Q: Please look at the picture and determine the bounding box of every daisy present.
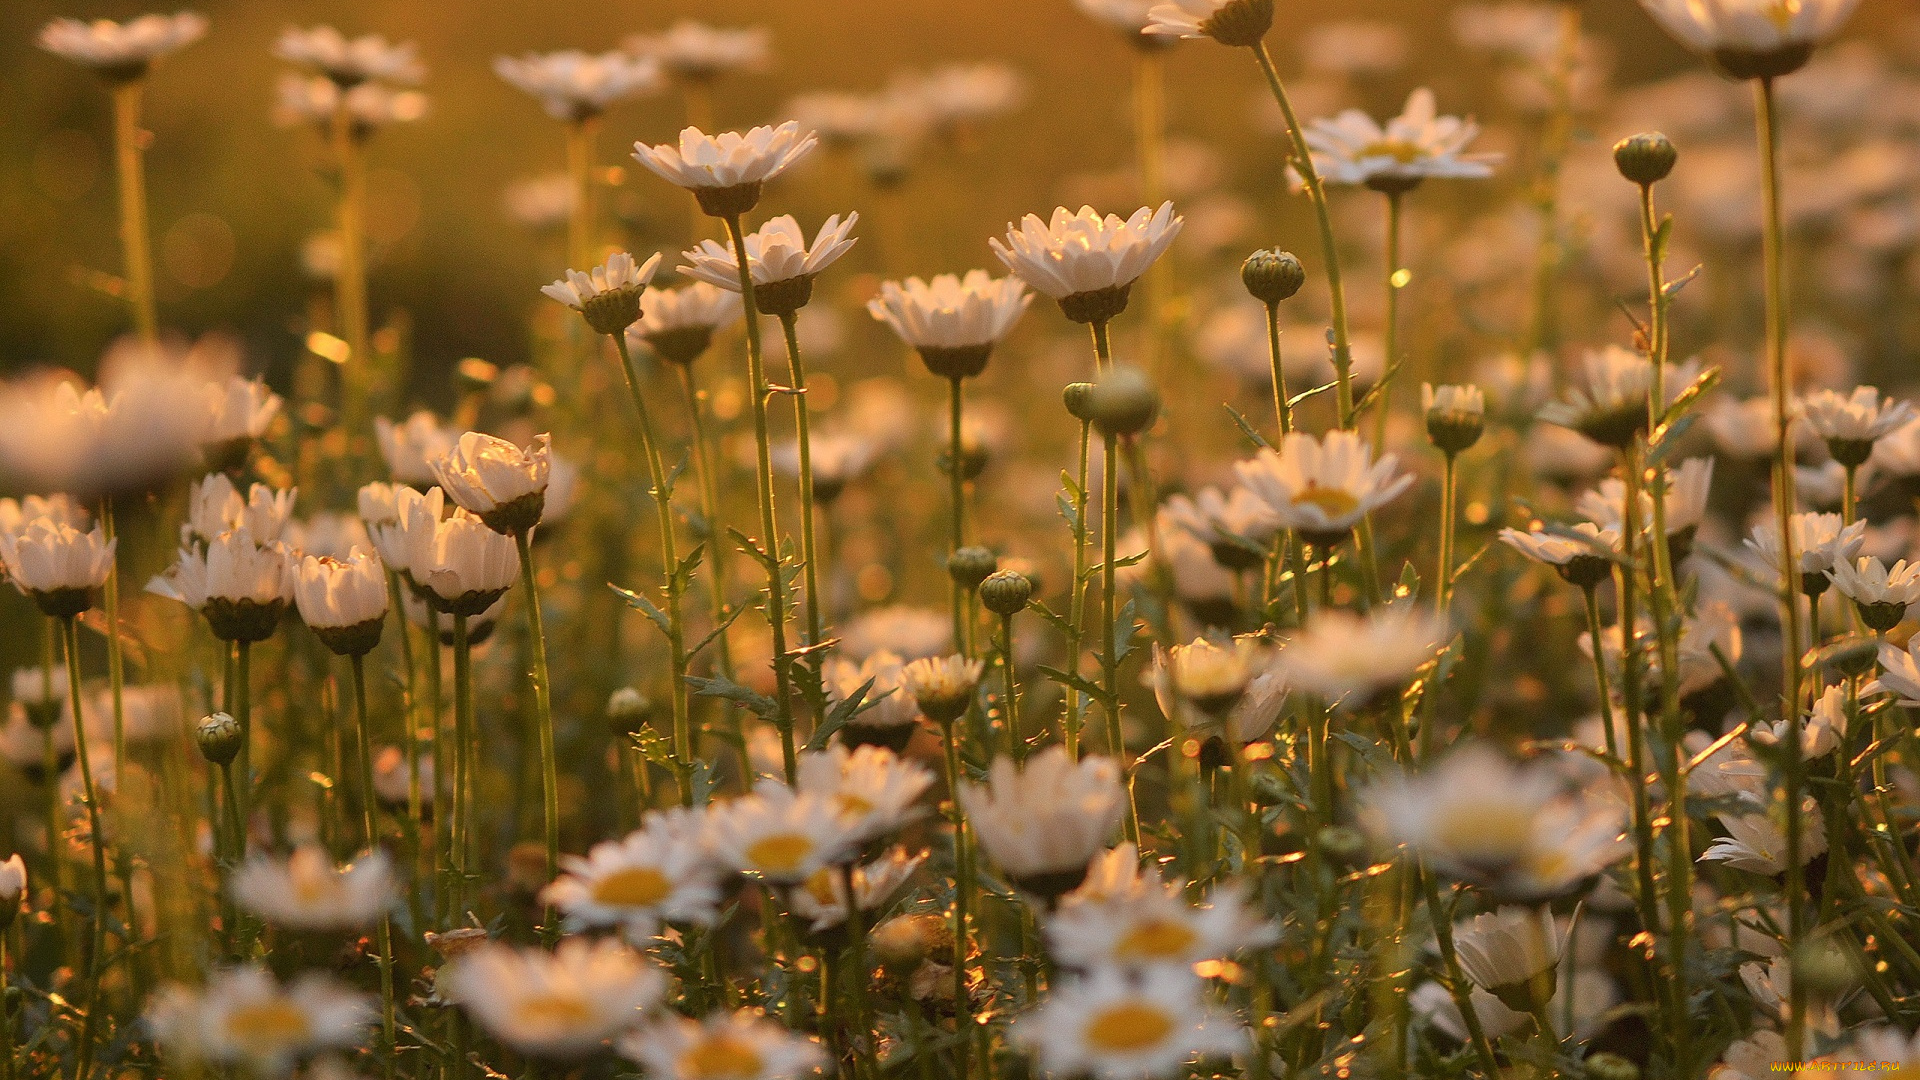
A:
[541,807,722,941]
[544,251,663,337]
[1638,0,1862,79]
[1537,346,1654,449]
[630,282,744,366]
[1452,906,1561,1012]
[959,748,1126,899]
[1701,395,1780,460]
[794,744,935,843]
[835,605,953,662]
[274,74,428,134]
[1012,966,1247,1080]
[1277,606,1449,705]
[822,650,919,752]
[901,654,985,725]
[1047,866,1277,970]
[1872,417,1920,477]
[431,431,552,536]
[1575,457,1716,539]
[374,411,456,486]
[1157,636,1265,715]
[1075,0,1163,41]
[229,845,394,931]
[990,203,1183,324]
[1143,0,1274,48]
[868,271,1032,380]
[495,51,661,122]
[1233,429,1414,547]
[2,518,117,619]
[1499,521,1621,588]
[441,938,666,1059]
[618,1009,825,1080]
[203,375,282,455]
[1303,88,1499,194]
[1150,639,1287,743]
[1867,638,1920,705]
[787,846,926,933]
[708,781,863,883]
[1423,382,1486,454]
[1700,804,1827,875]
[632,123,819,217]
[1409,980,1527,1043]
[1827,555,1920,631]
[401,505,521,617]
[1160,487,1281,571]
[146,966,372,1076]
[628,22,772,83]
[0,366,209,498]
[680,214,859,315]
[275,26,423,87]
[147,526,295,642]
[39,12,206,80]
[1751,685,1848,759]
[1800,386,1916,467]
[184,474,297,548]
[1709,1030,1788,1079]
[1360,744,1628,902]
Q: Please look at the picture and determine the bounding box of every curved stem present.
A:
[63,617,109,1080]
[1418,868,1501,1078]
[110,81,157,348]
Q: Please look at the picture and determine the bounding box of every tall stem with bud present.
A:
[110,81,157,348]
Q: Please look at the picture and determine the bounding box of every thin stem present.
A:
[349,654,397,1070]
[1418,868,1501,1078]
[612,334,695,804]
[451,613,474,921]
[98,500,126,800]
[999,614,1021,761]
[1067,417,1093,761]
[387,572,428,909]
[839,863,872,1077]
[1091,321,1138,845]
[1263,302,1291,437]
[777,313,826,653]
[110,81,157,348]
[939,718,973,1080]
[723,213,799,785]
[1436,454,1457,613]
[677,364,738,681]
[329,99,371,441]
[948,375,970,658]
[235,639,252,847]
[63,617,109,1080]
[514,533,562,920]
[1132,47,1170,378]
[1375,190,1404,449]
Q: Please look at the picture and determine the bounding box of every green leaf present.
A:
[687,603,747,659]
[1287,380,1336,410]
[1662,263,1703,301]
[610,584,671,636]
[804,676,878,751]
[674,543,707,589]
[1394,561,1422,605]
[1224,404,1273,452]
[685,675,780,722]
[1111,598,1142,669]
[630,727,675,768]
[1026,600,1075,638]
[1037,665,1108,705]
[1056,492,1080,530]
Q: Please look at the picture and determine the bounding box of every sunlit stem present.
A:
[1089,320,1139,845]
[563,117,599,275]
[109,80,157,348]
[1066,417,1093,761]
[723,213,799,785]
[676,364,737,682]
[1843,464,1858,527]
[938,717,974,1080]
[386,572,428,910]
[99,501,126,785]
[329,98,371,442]
[1436,453,1458,614]
[1263,302,1291,437]
[62,617,110,1080]
[838,862,873,1076]
[451,613,474,921]
[513,531,562,921]
[348,653,396,1069]
[1132,46,1170,377]
[948,375,971,658]
[777,314,827,653]
[1375,189,1405,449]
[998,613,1021,760]
[611,334,696,805]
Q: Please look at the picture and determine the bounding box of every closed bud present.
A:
[1241,249,1306,306]
[870,912,951,968]
[947,546,998,590]
[1794,940,1857,997]
[1063,382,1097,423]
[607,687,654,735]
[1315,825,1368,867]
[1612,132,1677,187]
[1087,366,1161,437]
[197,712,244,766]
[979,570,1033,616]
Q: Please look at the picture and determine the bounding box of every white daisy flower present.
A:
[1143,0,1273,47]
[146,965,372,1076]
[1711,1030,1788,1080]
[1750,685,1848,759]
[1160,487,1282,569]
[1871,416,1920,477]
[822,650,919,750]
[1537,346,1655,449]
[1149,638,1287,744]
[1452,906,1561,1012]
[39,11,206,77]
[1575,457,1715,539]
[203,375,283,449]
[1498,521,1621,587]
[1867,638,1920,706]
[868,271,1031,379]
[1745,512,1865,587]
[441,938,666,1059]
[1277,606,1449,705]
[630,282,745,366]
[495,51,661,122]
[229,845,394,932]
[184,474,297,548]
[1700,803,1827,875]
[1233,429,1414,545]
[430,431,552,536]
[1046,868,1277,970]
[275,26,423,87]
[959,747,1126,897]
[1075,0,1163,39]
[274,74,428,133]
[617,1009,825,1080]
[679,214,859,312]
[901,654,985,725]
[1800,386,1916,465]
[1827,555,1920,630]
[1701,395,1781,460]
[1638,0,1862,79]
[2,518,116,617]
[146,526,295,641]
[1303,88,1499,193]
[708,780,863,883]
[1012,965,1247,1080]
[401,504,520,616]
[990,203,1183,322]
[891,63,1026,130]
[627,21,772,83]
[786,846,926,933]
[541,806,722,941]
[794,744,935,843]
[631,123,819,216]
[374,411,456,486]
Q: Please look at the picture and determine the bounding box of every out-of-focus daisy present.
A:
[1499,521,1621,589]
[787,846,925,933]
[1360,743,1628,902]
[1452,906,1561,1012]
[1303,88,1497,194]
[1012,965,1247,1080]
[1713,1030,1789,1080]
[441,938,666,1059]
[990,203,1183,324]
[275,74,428,133]
[630,282,743,366]
[1523,423,1614,486]
[627,21,771,83]
[146,965,372,1076]
[901,654,986,726]
[1278,606,1448,706]
[0,495,89,537]
[542,807,721,941]
[1827,555,1920,631]
[1871,417,1920,477]
[1537,346,1655,449]
[1700,803,1827,875]
[632,123,819,217]
[0,365,210,498]
[495,51,661,122]
[1150,638,1287,743]
[959,748,1126,899]
[1800,386,1915,467]
[1234,429,1413,547]
[795,744,935,843]
[822,650,919,751]
[1745,512,1865,593]
[1161,487,1281,572]
[1751,685,1848,759]
[230,845,394,931]
[837,606,952,662]
[1301,18,1409,75]
[1575,457,1715,540]
[1046,860,1276,970]
[374,412,456,487]
[891,63,1027,131]
[1075,0,1163,42]
[1868,637,1920,705]
[40,12,206,80]
[868,271,1031,381]
[1702,395,1779,460]
[203,375,282,461]
[679,214,858,314]
[184,474,297,548]
[617,1009,825,1080]
[1144,0,1275,48]
[1638,0,1862,79]
[276,26,423,87]
[1157,636,1265,716]
[708,780,863,883]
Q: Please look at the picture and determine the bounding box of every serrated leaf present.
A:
[1111,598,1141,668]
[631,727,675,768]
[1647,413,1698,467]
[804,677,877,752]
[728,527,772,566]
[687,603,747,659]
[1026,600,1075,637]
[685,675,780,722]
[1224,404,1273,451]
[674,543,707,588]
[610,584,671,636]
[1056,492,1080,530]
[1349,357,1406,417]
[1037,665,1107,705]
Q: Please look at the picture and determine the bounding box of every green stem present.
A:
[217,763,243,955]
[235,639,251,856]
[1263,302,1290,437]
[514,533,562,927]
[98,500,125,804]
[110,81,157,348]
[1132,47,1170,379]
[451,613,474,922]
[330,99,371,442]
[1374,189,1404,450]
[1418,868,1501,1078]
[63,618,110,1080]
[349,654,396,1069]
[777,313,826,656]
[999,614,1021,761]
[840,863,872,1078]
[1066,418,1092,761]
[1090,321,1138,846]
[948,375,970,659]
[939,719,973,1080]
[1436,453,1457,614]
[677,364,738,682]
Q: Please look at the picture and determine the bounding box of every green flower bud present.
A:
[1612,132,1677,187]
[1241,249,1306,306]
[1063,382,1097,423]
[197,712,244,766]
[979,570,1034,616]
[1087,366,1161,437]
[947,546,998,590]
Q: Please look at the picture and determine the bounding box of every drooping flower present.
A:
[632,123,819,217]
[441,938,666,1059]
[146,965,372,1076]
[627,21,772,83]
[1304,88,1499,193]
[617,1009,825,1080]
[229,845,394,931]
[960,748,1126,899]
[291,550,389,656]
[1637,0,1862,79]
[275,26,423,87]
[1277,606,1449,705]
[494,51,661,122]
[431,431,552,536]
[39,11,206,79]
[1012,966,1247,1080]
[541,807,722,942]
[2,519,116,618]
[868,271,1031,380]
[990,203,1183,324]
[1233,430,1413,547]
[680,214,859,315]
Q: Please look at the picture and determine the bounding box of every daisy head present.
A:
[868,271,1032,380]
[1452,906,1562,1013]
[707,780,863,883]
[1304,88,1499,193]
[543,251,664,337]
[40,12,207,81]
[679,214,859,316]
[631,282,745,366]
[959,748,1126,899]
[441,937,666,1059]
[1012,966,1247,1080]
[1233,429,1413,548]
[229,845,394,932]
[1537,346,1653,449]
[632,123,819,218]
[1637,0,1862,79]
[1799,386,1915,467]
[540,807,722,943]
[617,1009,825,1080]
[990,203,1182,324]
[1277,606,1449,706]
[1143,0,1274,47]
[146,965,372,1076]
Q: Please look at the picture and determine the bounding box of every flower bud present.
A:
[1087,366,1161,438]
[1423,383,1486,456]
[0,855,25,932]
[1612,132,1677,187]
[607,687,655,735]
[1584,1054,1640,1080]
[947,546,998,591]
[1816,636,1880,681]
[1241,249,1306,306]
[196,712,244,766]
[979,570,1033,617]
[1063,382,1097,423]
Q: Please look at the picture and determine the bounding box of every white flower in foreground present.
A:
[1638,0,1862,79]
[40,11,206,77]
[1304,88,1499,193]
[1800,386,1916,465]
[442,938,666,1060]
[203,375,283,450]
[1538,346,1654,449]
[374,411,456,486]
[0,495,88,538]
[431,431,552,536]
[0,366,208,497]
[403,507,520,616]
[1013,966,1247,1080]
[495,51,661,122]
[869,271,1031,379]
[184,474,296,547]
[990,203,1183,322]
[631,282,744,366]
[795,744,935,844]
[1752,685,1848,759]
[632,123,819,216]
[2,519,116,617]
[1047,861,1277,970]
[960,748,1125,898]
[1828,555,1920,630]
[148,526,294,641]
[276,26,423,86]
[544,251,664,337]
[1868,638,1920,706]
[628,21,772,82]
[1234,429,1414,545]
[618,1009,825,1080]
[680,214,858,316]
[708,780,862,883]
[787,846,926,933]
[230,845,394,931]
[146,965,372,1076]
[292,550,389,655]
[541,807,722,942]
[1700,803,1827,875]
[1452,906,1561,1012]
[1746,512,1865,587]
[1360,743,1627,902]
[1143,0,1274,47]
[1279,606,1449,704]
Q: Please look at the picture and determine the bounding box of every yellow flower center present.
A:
[591,865,675,908]
[836,793,875,817]
[1292,484,1361,521]
[1765,0,1798,31]
[1084,1001,1175,1053]
[223,1000,313,1049]
[803,868,838,906]
[516,992,597,1032]
[1359,139,1425,164]
[681,1034,768,1080]
[746,833,816,875]
[1114,918,1199,961]
[1434,803,1530,864]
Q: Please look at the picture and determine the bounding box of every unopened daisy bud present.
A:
[0,855,25,931]
[1585,1053,1640,1080]
[1612,132,1677,187]
[871,911,950,968]
[607,687,655,735]
[1792,940,1856,997]
[1241,249,1305,306]
[1063,382,1097,423]
[902,654,985,725]
[1087,366,1161,437]
[1422,383,1485,455]
[197,712,244,766]
[979,570,1033,616]
[1146,0,1275,47]
[947,546,998,590]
